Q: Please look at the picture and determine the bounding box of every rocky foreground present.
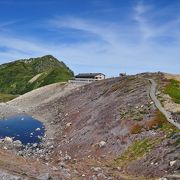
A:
[0,73,179,179]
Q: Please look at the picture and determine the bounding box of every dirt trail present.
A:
[148,78,180,129]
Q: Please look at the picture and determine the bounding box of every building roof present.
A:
[75,73,105,78]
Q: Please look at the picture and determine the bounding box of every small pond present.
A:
[0,114,45,144]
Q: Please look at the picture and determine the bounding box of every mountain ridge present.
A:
[0,55,74,95]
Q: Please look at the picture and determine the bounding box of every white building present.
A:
[75,73,105,80]
[69,73,105,84]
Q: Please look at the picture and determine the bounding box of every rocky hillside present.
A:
[0,72,179,179]
[0,55,74,95]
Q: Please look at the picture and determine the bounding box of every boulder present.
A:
[13,140,22,147]
[64,154,71,161]
[169,160,176,166]
[91,167,102,172]
[59,162,66,169]
[66,123,72,127]
[33,143,38,148]
[35,128,41,131]
[37,173,51,180]
[99,141,106,148]
[4,137,13,143]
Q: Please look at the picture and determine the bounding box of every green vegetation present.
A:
[0,93,18,102]
[120,108,144,122]
[114,138,160,167]
[161,121,180,137]
[130,110,179,136]
[145,110,167,130]
[0,55,74,96]
[164,79,180,104]
[146,110,180,136]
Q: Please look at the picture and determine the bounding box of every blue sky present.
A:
[0,0,180,76]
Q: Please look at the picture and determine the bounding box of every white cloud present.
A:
[0,1,180,76]
[133,1,180,42]
[133,2,157,40]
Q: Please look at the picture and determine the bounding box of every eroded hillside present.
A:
[0,73,179,179]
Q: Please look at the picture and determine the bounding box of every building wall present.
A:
[95,74,105,80]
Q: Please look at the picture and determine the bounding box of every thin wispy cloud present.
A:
[0,20,19,32]
[133,1,180,43]
[133,2,155,39]
[0,0,179,75]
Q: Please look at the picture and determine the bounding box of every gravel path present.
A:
[148,78,180,129]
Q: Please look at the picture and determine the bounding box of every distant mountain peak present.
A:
[0,55,74,95]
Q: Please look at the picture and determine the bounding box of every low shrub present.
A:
[130,124,143,134]
[145,110,166,130]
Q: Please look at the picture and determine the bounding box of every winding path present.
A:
[148,79,180,129]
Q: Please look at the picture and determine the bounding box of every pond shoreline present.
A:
[0,114,45,144]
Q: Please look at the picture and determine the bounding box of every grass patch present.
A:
[173,137,180,146]
[120,108,144,122]
[133,115,143,121]
[114,138,160,167]
[164,79,180,104]
[161,122,180,137]
[0,93,18,102]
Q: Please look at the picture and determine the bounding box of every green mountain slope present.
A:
[0,55,74,95]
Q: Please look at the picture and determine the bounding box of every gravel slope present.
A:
[0,73,179,179]
[9,82,81,110]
